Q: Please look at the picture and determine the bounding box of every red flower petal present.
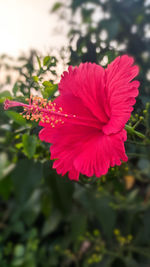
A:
[39,124,127,180]
[59,63,109,124]
[102,55,140,135]
[74,129,128,177]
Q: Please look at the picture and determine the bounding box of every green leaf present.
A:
[50,175,74,213]
[81,192,116,239]
[96,196,116,238]
[20,189,41,226]
[42,211,62,236]
[43,56,51,66]
[71,213,87,241]
[51,2,63,12]
[41,191,52,217]
[0,153,8,179]
[0,176,13,200]
[11,159,42,202]
[32,76,39,83]
[5,111,27,126]
[42,81,52,87]
[0,153,15,180]
[36,55,42,69]
[11,221,25,234]
[22,134,37,159]
[44,162,74,213]
[12,257,24,266]
[125,257,138,267]
[42,82,58,98]
[0,90,12,98]
[14,244,25,257]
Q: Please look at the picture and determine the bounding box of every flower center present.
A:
[4,95,102,129]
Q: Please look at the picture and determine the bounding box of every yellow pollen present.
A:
[51,116,55,121]
[19,95,71,127]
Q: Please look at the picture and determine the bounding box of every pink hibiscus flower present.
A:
[4,55,140,181]
[39,55,140,180]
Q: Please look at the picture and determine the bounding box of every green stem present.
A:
[125,125,146,139]
[133,118,143,129]
[127,152,148,158]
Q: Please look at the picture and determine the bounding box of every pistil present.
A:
[4,95,102,129]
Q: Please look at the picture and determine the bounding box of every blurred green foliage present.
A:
[55,0,150,98]
[0,0,150,266]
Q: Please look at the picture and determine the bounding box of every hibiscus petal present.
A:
[102,55,140,135]
[74,129,128,178]
[39,123,90,180]
[39,123,127,180]
[59,63,109,124]
[39,125,79,180]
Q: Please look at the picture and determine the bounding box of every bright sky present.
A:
[0,0,68,57]
[1,0,149,58]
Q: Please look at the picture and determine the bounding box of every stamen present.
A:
[4,95,101,129]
